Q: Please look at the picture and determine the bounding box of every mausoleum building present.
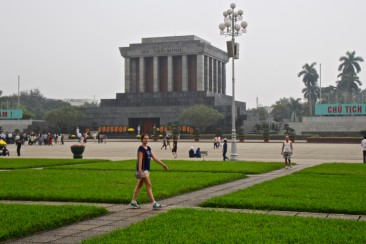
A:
[83,35,248,134]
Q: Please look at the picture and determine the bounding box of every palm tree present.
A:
[338,51,364,74]
[298,62,319,116]
[337,72,362,103]
[288,97,302,122]
[302,85,320,116]
[338,51,364,103]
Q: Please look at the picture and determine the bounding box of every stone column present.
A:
[209,57,214,92]
[153,56,159,92]
[167,56,173,92]
[139,57,145,92]
[124,58,130,93]
[218,61,222,94]
[222,62,226,94]
[214,59,218,93]
[197,54,204,91]
[182,55,188,91]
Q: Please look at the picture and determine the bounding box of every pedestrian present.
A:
[222,139,229,161]
[361,135,366,163]
[172,137,178,158]
[281,135,293,169]
[161,137,167,150]
[166,136,171,149]
[16,138,22,156]
[129,134,168,209]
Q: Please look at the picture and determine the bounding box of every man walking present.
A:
[281,136,293,169]
[222,139,229,161]
[361,136,366,163]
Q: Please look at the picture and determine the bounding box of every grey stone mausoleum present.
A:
[83,35,247,134]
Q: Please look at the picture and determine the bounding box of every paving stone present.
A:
[240,209,270,214]
[296,212,328,219]
[327,213,360,221]
[268,210,298,216]
[359,215,366,221]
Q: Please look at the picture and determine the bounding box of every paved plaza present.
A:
[3,139,363,164]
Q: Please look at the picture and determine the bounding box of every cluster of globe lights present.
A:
[219,3,248,36]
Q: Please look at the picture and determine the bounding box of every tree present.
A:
[298,62,319,116]
[271,98,291,122]
[337,51,364,103]
[302,84,320,113]
[248,106,268,121]
[321,85,338,104]
[288,97,302,122]
[178,104,224,132]
[44,107,85,133]
[0,88,71,119]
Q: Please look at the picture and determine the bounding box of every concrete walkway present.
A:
[3,161,366,244]
[2,141,365,243]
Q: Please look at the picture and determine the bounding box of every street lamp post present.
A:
[219,3,248,160]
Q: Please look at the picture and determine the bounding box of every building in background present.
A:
[82,35,248,134]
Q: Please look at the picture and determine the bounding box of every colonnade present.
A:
[124,54,226,94]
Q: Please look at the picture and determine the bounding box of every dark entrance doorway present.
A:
[129,118,160,135]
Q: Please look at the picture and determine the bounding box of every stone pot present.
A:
[70,145,85,159]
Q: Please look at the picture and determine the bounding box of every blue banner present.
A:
[0,109,23,119]
[315,104,366,116]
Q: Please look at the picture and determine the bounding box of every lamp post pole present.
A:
[219,3,247,160]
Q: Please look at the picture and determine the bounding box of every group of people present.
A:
[189,147,201,158]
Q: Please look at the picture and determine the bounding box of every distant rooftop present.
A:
[64,99,98,106]
[141,35,211,45]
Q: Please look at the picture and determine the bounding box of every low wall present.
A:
[289,116,366,135]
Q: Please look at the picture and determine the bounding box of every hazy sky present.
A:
[1,0,365,109]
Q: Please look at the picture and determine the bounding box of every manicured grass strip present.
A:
[51,160,283,174]
[84,208,366,244]
[0,158,109,169]
[0,169,244,203]
[296,162,366,176]
[201,163,366,215]
[0,203,107,242]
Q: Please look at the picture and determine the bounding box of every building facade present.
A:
[83,35,247,134]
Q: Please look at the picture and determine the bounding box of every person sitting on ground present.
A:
[189,147,195,158]
[2,145,10,156]
[195,147,201,158]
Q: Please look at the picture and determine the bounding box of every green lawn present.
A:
[50,160,284,174]
[85,208,366,243]
[0,203,107,242]
[0,169,244,203]
[0,158,109,169]
[201,163,366,215]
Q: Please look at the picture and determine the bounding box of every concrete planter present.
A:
[70,145,85,159]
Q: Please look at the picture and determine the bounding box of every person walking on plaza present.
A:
[172,137,178,158]
[361,136,366,163]
[222,139,229,161]
[129,135,168,209]
[281,135,293,169]
[15,137,22,156]
[161,137,167,150]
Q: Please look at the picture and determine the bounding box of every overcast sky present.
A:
[1,0,365,109]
